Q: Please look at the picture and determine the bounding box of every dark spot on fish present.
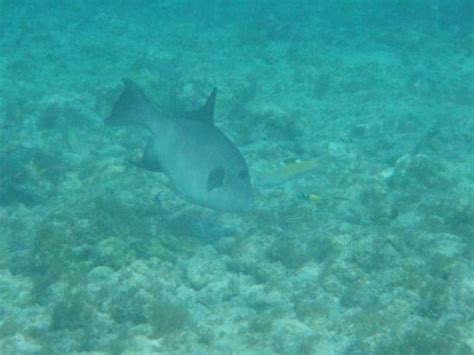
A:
[207,166,225,191]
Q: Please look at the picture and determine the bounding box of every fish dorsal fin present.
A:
[183,88,217,124]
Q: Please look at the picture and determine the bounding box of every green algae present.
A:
[51,292,89,331]
[149,297,189,335]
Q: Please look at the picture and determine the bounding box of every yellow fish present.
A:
[257,159,319,187]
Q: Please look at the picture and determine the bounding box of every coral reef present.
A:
[1,1,472,353]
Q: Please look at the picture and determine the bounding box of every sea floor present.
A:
[0,2,473,354]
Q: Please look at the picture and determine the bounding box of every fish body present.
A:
[257,159,319,187]
[106,79,253,212]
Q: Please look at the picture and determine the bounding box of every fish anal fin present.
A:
[140,138,162,172]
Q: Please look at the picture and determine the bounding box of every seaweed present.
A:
[149,297,189,336]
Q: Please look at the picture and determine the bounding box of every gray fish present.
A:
[106,79,253,212]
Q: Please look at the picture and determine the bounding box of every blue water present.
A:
[0,1,473,353]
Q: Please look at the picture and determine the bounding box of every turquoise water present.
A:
[1,1,473,353]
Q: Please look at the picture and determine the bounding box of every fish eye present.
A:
[238,169,247,180]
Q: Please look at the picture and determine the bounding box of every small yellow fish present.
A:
[257,159,319,187]
[299,192,348,202]
[299,192,321,201]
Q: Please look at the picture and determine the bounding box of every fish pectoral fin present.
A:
[207,166,225,191]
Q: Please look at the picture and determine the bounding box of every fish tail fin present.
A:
[105,78,156,128]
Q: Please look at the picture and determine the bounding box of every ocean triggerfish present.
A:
[106,79,254,212]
